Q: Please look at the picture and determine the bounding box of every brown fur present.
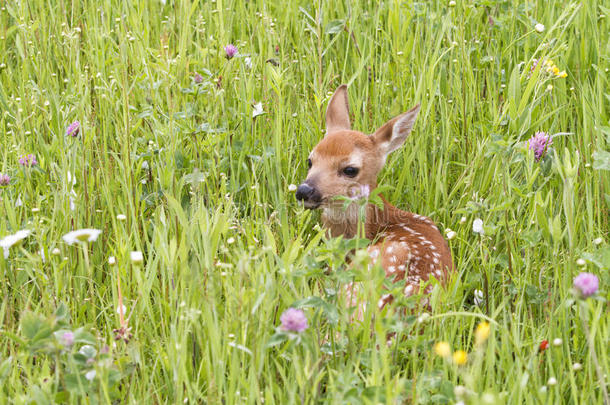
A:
[299,85,453,315]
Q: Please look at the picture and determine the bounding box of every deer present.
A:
[296,85,453,317]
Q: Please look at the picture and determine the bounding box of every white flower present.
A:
[593,237,603,245]
[474,289,484,306]
[446,230,457,240]
[572,362,582,371]
[454,385,466,397]
[62,229,102,245]
[51,248,61,256]
[460,216,467,225]
[449,0,456,6]
[108,256,117,266]
[417,313,430,323]
[252,102,264,118]
[244,57,252,69]
[116,304,127,315]
[116,214,127,221]
[227,237,235,244]
[546,84,553,91]
[553,338,562,346]
[472,218,484,234]
[576,258,586,266]
[85,370,96,381]
[539,385,547,393]
[535,23,545,33]
[288,184,297,192]
[0,230,31,258]
[547,377,557,386]
[130,251,143,265]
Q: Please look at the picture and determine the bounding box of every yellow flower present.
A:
[434,341,451,358]
[475,321,490,345]
[453,350,468,366]
[544,60,554,67]
[558,71,567,78]
[552,66,560,75]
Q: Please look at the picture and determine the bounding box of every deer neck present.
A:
[321,195,396,240]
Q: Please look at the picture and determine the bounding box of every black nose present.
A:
[295,183,315,201]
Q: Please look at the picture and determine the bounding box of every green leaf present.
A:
[592,150,610,170]
[292,296,339,325]
[325,19,345,34]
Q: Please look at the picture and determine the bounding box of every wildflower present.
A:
[547,377,557,386]
[576,258,586,266]
[474,289,484,306]
[18,154,38,167]
[535,23,545,32]
[51,248,61,256]
[448,0,456,6]
[593,237,603,245]
[116,214,127,221]
[472,218,484,234]
[85,370,96,381]
[552,338,562,346]
[417,313,430,323]
[224,44,238,59]
[528,131,552,161]
[61,331,75,347]
[546,84,553,91]
[130,251,144,265]
[193,72,204,83]
[288,184,297,192]
[66,121,80,137]
[459,216,467,225]
[454,385,466,397]
[539,339,549,352]
[453,350,468,365]
[0,173,10,186]
[116,304,127,315]
[557,71,567,78]
[573,272,599,298]
[108,256,117,266]
[475,321,490,345]
[0,229,31,259]
[252,102,264,118]
[572,362,582,371]
[62,229,102,245]
[446,230,457,240]
[280,308,308,333]
[227,237,235,244]
[433,341,451,358]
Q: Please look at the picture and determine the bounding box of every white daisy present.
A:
[62,229,102,245]
[0,230,31,258]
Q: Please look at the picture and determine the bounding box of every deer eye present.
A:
[342,166,359,177]
[307,158,312,169]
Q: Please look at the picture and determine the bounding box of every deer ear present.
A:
[371,104,420,156]
[325,85,351,135]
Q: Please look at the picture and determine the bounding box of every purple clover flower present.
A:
[66,121,80,137]
[61,331,75,347]
[280,308,308,333]
[528,131,552,161]
[573,272,599,298]
[193,72,204,84]
[224,44,238,60]
[0,173,10,186]
[18,154,38,167]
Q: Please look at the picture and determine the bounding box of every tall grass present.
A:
[0,0,608,403]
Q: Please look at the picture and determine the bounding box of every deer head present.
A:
[296,85,421,209]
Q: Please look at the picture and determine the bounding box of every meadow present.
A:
[0,0,609,403]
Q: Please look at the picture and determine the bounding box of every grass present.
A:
[0,0,608,403]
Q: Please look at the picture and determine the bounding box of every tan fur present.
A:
[300,85,453,316]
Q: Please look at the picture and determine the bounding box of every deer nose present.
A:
[295,183,316,201]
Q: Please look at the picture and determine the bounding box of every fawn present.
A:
[296,85,453,313]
